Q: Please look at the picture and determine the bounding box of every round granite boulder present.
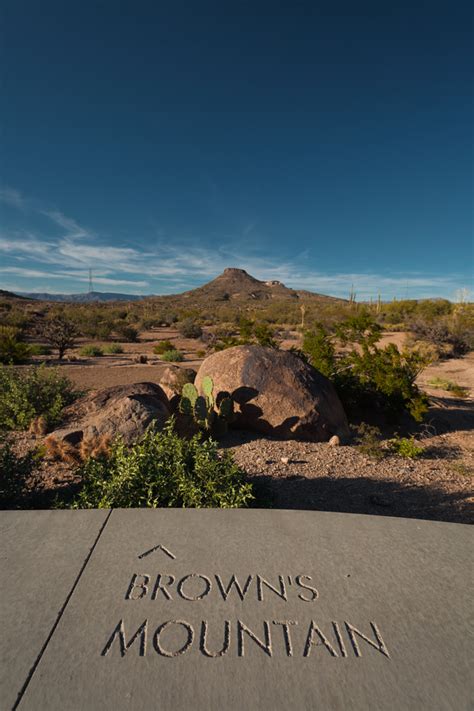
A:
[158,366,197,410]
[195,345,350,441]
[50,382,170,445]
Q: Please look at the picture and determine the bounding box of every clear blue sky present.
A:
[0,1,472,299]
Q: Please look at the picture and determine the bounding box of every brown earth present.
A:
[14,329,474,522]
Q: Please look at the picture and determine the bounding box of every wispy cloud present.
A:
[0,188,24,208]
[0,186,470,300]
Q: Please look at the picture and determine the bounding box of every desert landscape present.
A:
[1,268,473,522]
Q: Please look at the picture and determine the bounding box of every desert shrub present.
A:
[43,316,78,359]
[410,320,470,358]
[0,326,32,364]
[416,299,453,321]
[388,437,424,459]
[303,314,429,423]
[238,316,254,341]
[0,442,38,508]
[213,335,241,351]
[153,340,174,355]
[69,420,254,509]
[114,323,139,342]
[354,423,386,460]
[0,364,78,430]
[302,325,336,377]
[253,323,277,348]
[103,343,124,354]
[79,345,104,357]
[427,378,469,398]
[157,312,178,326]
[161,349,184,362]
[196,349,206,358]
[28,344,52,356]
[140,317,162,330]
[179,318,203,339]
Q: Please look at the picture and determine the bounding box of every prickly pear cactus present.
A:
[182,382,198,405]
[218,395,234,420]
[194,395,208,422]
[179,377,235,436]
[202,376,214,399]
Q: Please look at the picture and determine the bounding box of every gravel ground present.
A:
[221,428,473,524]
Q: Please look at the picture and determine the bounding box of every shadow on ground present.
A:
[249,474,473,524]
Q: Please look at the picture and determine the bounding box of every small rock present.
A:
[328,435,340,447]
[280,457,289,464]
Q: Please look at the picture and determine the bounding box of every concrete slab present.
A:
[13,509,472,711]
[0,509,110,710]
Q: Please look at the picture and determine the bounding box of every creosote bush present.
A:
[103,343,124,354]
[114,323,139,342]
[0,326,32,364]
[161,349,184,362]
[0,364,78,430]
[178,318,203,339]
[153,340,174,355]
[302,313,430,423]
[69,419,253,509]
[79,344,104,357]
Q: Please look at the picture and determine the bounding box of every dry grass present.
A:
[28,415,48,436]
[44,433,111,464]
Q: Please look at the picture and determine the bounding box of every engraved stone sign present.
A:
[1,509,472,710]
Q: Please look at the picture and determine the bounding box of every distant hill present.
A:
[0,289,30,300]
[16,291,145,303]
[11,269,345,305]
[178,268,344,303]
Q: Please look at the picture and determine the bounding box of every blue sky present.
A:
[0,1,472,299]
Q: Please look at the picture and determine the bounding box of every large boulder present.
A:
[195,345,350,441]
[50,382,170,445]
[158,366,196,409]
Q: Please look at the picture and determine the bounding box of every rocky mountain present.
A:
[10,269,344,305]
[180,268,342,303]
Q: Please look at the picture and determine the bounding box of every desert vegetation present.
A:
[0,271,472,519]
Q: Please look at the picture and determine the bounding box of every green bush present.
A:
[103,343,124,354]
[302,313,430,423]
[153,340,174,355]
[0,364,78,430]
[302,325,336,377]
[69,420,254,509]
[253,323,277,348]
[179,318,203,339]
[28,344,52,356]
[114,323,139,342]
[388,437,424,459]
[161,349,184,362]
[0,326,32,364]
[0,442,38,508]
[354,423,386,460]
[79,345,104,357]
